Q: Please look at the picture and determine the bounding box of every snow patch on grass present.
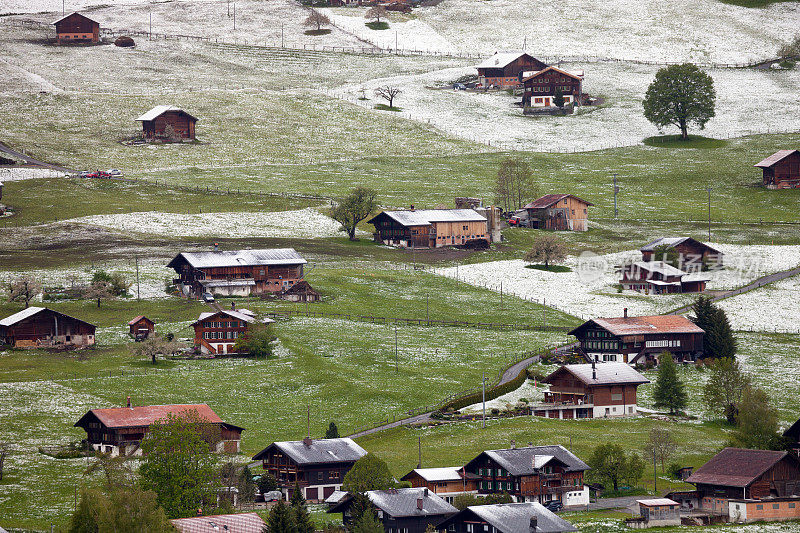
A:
[0,167,65,181]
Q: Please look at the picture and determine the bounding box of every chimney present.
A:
[510,439,516,449]
[231,301,236,311]
[126,396,132,408]
[623,307,628,319]
[410,204,415,211]
[417,498,424,511]
[423,488,428,497]
[214,243,219,252]
[302,436,312,448]
[529,517,538,533]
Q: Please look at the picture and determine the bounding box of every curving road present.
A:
[0,140,72,172]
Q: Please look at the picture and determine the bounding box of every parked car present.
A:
[95,170,112,179]
[508,216,524,227]
[453,83,466,90]
[78,170,91,178]
[263,490,282,502]
[108,168,123,177]
[201,292,215,303]
[544,500,563,512]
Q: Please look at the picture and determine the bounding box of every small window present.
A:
[756,504,763,510]
[773,504,780,509]
[790,503,796,508]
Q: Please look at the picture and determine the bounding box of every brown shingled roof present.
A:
[570,315,704,337]
[77,404,223,429]
[687,448,792,488]
[755,150,799,168]
[523,194,593,209]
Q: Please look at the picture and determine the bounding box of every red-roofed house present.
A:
[686,448,800,520]
[523,194,593,232]
[74,400,244,457]
[569,309,705,364]
[128,315,155,340]
[171,512,265,533]
[521,66,584,108]
[755,150,800,189]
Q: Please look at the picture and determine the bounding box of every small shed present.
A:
[136,106,197,141]
[281,280,320,302]
[128,315,155,340]
[627,499,681,528]
[755,150,800,189]
[52,12,100,44]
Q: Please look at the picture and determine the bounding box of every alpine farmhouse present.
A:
[52,12,99,44]
[368,209,490,248]
[475,52,548,89]
[522,194,592,232]
[192,305,274,355]
[521,67,584,108]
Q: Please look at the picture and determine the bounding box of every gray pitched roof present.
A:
[168,248,306,270]
[0,307,95,329]
[402,467,464,482]
[136,105,197,122]
[548,363,650,387]
[192,309,273,326]
[253,438,366,464]
[369,209,487,227]
[469,445,589,476]
[465,503,577,533]
[639,237,721,256]
[755,149,799,168]
[476,52,528,69]
[367,488,457,518]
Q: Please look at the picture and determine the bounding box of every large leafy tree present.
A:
[731,387,787,450]
[139,411,219,518]
[524,235,566,268]
[642,427,676,473]
[643,63,716,140]
[233,323,277,358]
[652,352,688,414]
[703,357,750,423]
[6,275,42,308]
[494,158,538,213]
[330,186,378,241]
[587,443,643,492]
[342,453,395,493]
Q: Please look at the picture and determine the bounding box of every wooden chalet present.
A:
[619,261,709,294]
[252,437,367,501]
[523,194,592,232]
[569,310,705,364]
[475,52,549,89]
[74,400,244,457]
[128,315,155,340]
[168,247,307,299]
[171,513,265,533]
[755,150,800,189]
[136,105,198,141]
[368,208,489,248]
[52,12,99,44]
[684,448,800,520]
[0,307,95,349]
[400,467,479,503]
[463,445,590,506]
[192,304,273,355]
[281,280,320,302]
[521,66,584,108]
[533,362,649,419]
[640,237,723,269]
[437,502,577,533]
[329,488,458,533]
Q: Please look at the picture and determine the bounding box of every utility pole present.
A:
[653,448,658,492]
[307,404,311,438]
[482,370,487,429]
[233,2,236,30]
[227,0,230,17]
[417,436,422,468]
[135,256,140,301]
[426,295,429,323]
[500,281,503,310]
[706,187,712,240]
[281,23,284,48]
[543,298,546,326]
[613,173,619,218]
[522,36,526,50]
[395,31,398,54]
[149,4,152,40]
[62,0,65,15]
[394,324,398,372]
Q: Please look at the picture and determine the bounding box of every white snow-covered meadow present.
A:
[0,167,64,181]
[460,378,544,413]
[716,273,800,333]
[63,207,361,239]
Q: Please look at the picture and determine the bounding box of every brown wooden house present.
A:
[74,400,244,457]
[136,105,198,141]
[521,66,584,108]
[619,261,709,294]
[52,12,100,44]
[686,448,800,517]
[533,362,649,419]
[400,467,479,503]
[475,52,549,89]
[523,194,592,232]
[463,445,590,506]
[128,315,155,340]
[0,307,95,349]
[640,237,723,269]
[280,280,320,302]
[168,247,307,299]
[192,305,273,355]
[755,150,800,189]
[569,310,705,364]
[252,437,367,501]
[368,209,489,248]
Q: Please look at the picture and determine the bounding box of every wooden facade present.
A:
[368,209,489,249]
[53,13,99,44]
[620,261,708,294]
[128,315,155,339]
[400,468,478,503]
[0,307,95,349]
[192,307,272,355]
[476,53,549,89]
[521,67,583,108]
[569,312,705,364]
[523,194,592,232]
[755,150,800,189]
[136,106,198,141]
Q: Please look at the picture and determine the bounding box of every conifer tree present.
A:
[325,422,340,439]
[653,352,687,414]
[353,507,384,533]
[265,499,297,533]
[290,483,315,533]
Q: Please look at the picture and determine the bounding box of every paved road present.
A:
[670,265,800,315]
[588,495,641,511]
[0,140,72,172]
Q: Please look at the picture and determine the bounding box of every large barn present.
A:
[52,12,100,44]
[136,105,198,141]
[755,150,800,189]
[523,194,592,232]
[368,208,489,248]
[475,52,548,89]
[0,307,96,349]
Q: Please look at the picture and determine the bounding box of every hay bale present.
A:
[114,36,135,48]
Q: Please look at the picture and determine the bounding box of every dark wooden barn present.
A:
[75,400,244,457]
[0,306,95,349]
[755,150,800,189]
[521,66,584,108]
[128,315,155,340]
[476,52,548,89]
[52,12,100,44]
[436,502,577,533]
[328,488,457,533]
[640,237,723,268]
[136,105,198,141]
[523,194,592,232]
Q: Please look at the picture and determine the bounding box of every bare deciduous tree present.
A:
[494,158,537,213]
[365,5,387,23]
[0,443,7,481]
[642,427,676,473]
[83,280,114,308]
[524,235,566,268]
[304,9,331,31]
[7,276,42,308]
[374,86,401,108]
[130,334,185,365]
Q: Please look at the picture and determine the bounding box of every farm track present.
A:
[0,141,72,172]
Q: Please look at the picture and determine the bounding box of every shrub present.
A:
[114,36,135,47]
